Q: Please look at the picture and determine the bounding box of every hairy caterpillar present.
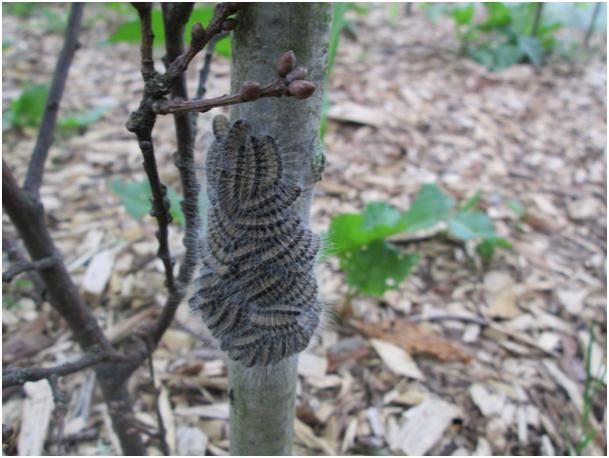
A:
[190,115,321,367]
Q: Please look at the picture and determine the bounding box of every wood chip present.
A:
[18,380,54,456]
[82,249,115,296]
[176,426,208,456]
[298,351,328,378]
[469,383,506,417]
[174,403,229,420]
[370,339,425,381]
[328,102,388,127]
[388,398,461,455]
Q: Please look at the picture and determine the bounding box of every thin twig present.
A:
[48,375,68,455]
[23,3,84,197]
[44,425,99,448]
[147,340,170,455]
[156,78,302,115]
[164,2,240,84]
[409,312,489,327]
[3,254,59,283]
[192,31,228,137]
[127,3,176,292]
[147,2,204,347]
[2,349,125,388]
[2,235,47,301]
[131,3,155,79]
[196,32,228,100]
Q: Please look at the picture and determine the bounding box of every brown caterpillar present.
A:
[190,115,321,367]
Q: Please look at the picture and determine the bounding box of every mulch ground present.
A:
[2,4,607,456]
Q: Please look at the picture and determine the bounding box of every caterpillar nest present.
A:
[190,115,321,367]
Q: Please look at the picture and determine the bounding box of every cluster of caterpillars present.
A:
[190,115,321,367]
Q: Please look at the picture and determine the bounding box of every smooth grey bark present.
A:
[227,3,331,455]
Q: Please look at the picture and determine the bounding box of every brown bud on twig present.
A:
[240,80,262,101]
[277,50,297,77]
[191,23,206,47]
[285,66,307,83]
[222,18,237,31]
[287,80,316,100]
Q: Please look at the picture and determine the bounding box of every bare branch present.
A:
[147,1,203,346]
[48,375,68,455]
[191,31,229,138]
[164,2,240,83]
[3,254,59,283]
[158,49,316,117]
[196,32,228,100]
[131,3,155,78]
[146,340,170,455]
[23,3,85,197]
[2,235,47,302]
[156,77,316,115]
[2,349,124,388]
[3,162,146,455]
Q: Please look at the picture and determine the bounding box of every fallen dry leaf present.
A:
[354,319,472,363]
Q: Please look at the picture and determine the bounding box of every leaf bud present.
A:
[285,66,307,83]
[277,50,297,77]
[222,18,237,31]
[287,80,316,99]
[191,23,206,48]
[240,80,262,101]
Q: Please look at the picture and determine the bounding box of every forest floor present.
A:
[2,4,607,456]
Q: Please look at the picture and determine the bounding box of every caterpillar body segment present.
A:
[190,115,321,366]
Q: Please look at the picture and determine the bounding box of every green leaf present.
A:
[475,237,512,264]
[493,43,525,70]
[472,43,524,71]
[460,191,482,211]
[327,3,350,74]
[478,2,512,31]
[475,239,496,263]
[451,4,475,26]
[59,106,108,130]
[4,83,49,128]
[448,210,497,241]
[517,36,544,66]
[362,201,403,231]
[108,6,232,56]
[327,202,406,255]
[339,240,419,296]
[109,179,184,226]
[401,184,456,232]
[166,186,185,226]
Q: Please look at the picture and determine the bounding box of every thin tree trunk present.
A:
[531,2,544,37]
[227,3,331,455]
[584,2,602,48]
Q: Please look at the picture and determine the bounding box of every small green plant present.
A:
[2,278,34,310]
[442,3,562,71]
[109,178,186,226]
[3,83,49,129]
[320,2,369,138]
[325,184,510,296]
[107,5,232,57]
[3,83,108,132]
[565,326,606,455]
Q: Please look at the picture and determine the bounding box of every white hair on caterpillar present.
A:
[190,115,324,367]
